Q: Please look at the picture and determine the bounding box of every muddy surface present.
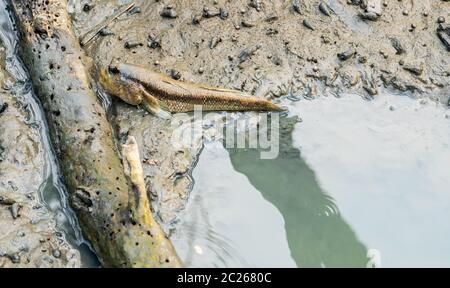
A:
[0,39,80,267]
[71,0,450,101]
[114,104,202,226]
[68,0,450,228]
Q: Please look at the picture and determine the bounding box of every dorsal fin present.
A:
[161,79,191,94]
[197,85,245,94]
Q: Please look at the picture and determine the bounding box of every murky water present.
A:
[171,141,297,267]
[0,0,99,267]
[289,93,450,268]
[173,93,450,268]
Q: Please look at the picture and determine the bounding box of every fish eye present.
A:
[108,65,120,74]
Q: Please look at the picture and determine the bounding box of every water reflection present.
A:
[172,114,369,267]
[227,116,368,268]
[171,141,296,267]
[289,93,450,267]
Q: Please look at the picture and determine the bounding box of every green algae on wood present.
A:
[10,0,180,267]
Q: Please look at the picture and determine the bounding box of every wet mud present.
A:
[0,38,80,268]
[72,0,450,100]
[69,0,450,227]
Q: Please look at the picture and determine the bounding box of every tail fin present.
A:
[265,101,286,112]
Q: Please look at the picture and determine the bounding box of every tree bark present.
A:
[10,0,181,267]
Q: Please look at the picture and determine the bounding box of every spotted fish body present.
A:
[101,63,284,113]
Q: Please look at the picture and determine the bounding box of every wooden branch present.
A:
[10,0,180,267]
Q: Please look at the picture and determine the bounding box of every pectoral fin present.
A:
[141,90,172,120]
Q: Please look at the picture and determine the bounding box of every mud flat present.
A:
[71,0,450,101]
[67,0,450,230]
[0,35,80,268]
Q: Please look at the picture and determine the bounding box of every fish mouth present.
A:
[108,59,121,74]
[108,64,120,74]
